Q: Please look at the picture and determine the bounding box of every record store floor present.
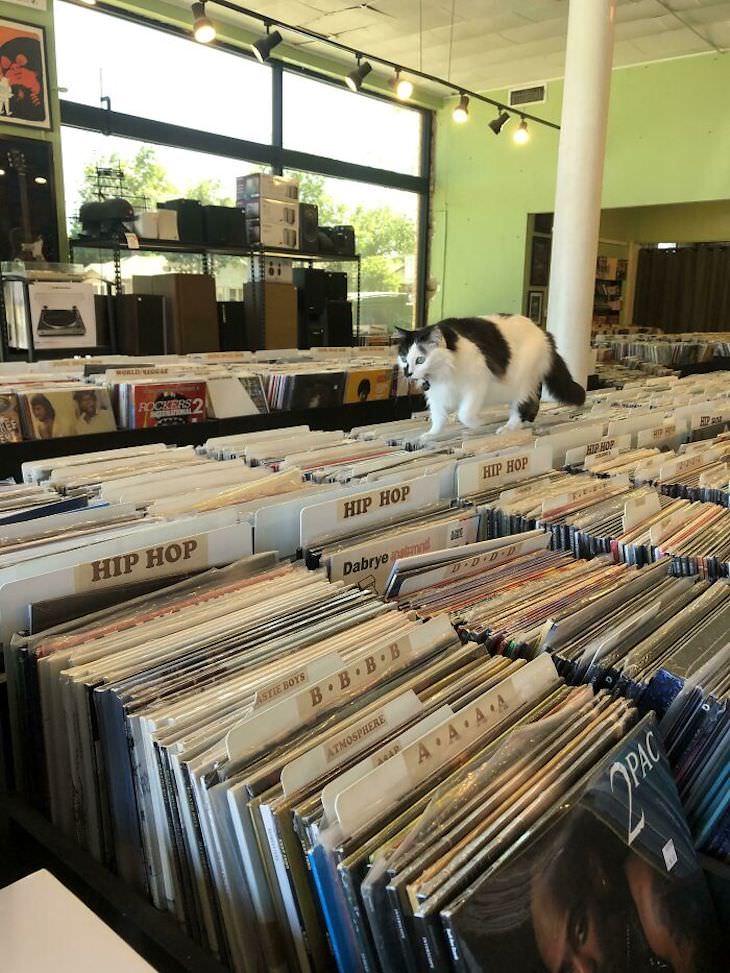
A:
[0,803,194,973]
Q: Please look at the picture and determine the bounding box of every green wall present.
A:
[0,0,67,255]
[601,200,730,245]
[430,53,730,322]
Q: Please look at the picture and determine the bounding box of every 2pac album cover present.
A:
[443,715,725,973]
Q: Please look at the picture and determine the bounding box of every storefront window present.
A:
[283,72,422,177]
[288,169,419,331]
[55,2,272,143]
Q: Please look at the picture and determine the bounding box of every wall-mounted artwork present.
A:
[0,17,50,130]
[0,133,59,262]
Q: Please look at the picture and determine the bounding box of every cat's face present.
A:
[395,326,440,381]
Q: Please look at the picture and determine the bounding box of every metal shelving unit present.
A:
[68,238,363,343]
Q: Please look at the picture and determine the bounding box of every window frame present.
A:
[56,0,432,327]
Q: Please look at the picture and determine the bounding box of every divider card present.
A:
[658,448,726,482]
[252,652,345,713]
[280,691,425,796]
[623,491,662,533]
[535,421,606,465]
[456,444,553,497]
[317,705,455,821]
[565,434,632,468]
[252,467,440,558]
[607,411,660,442]
[299,474,441,549]
[388,530,551,598]
[226,614,455,764]
[690,402,730,431]
[334,654,559,837]
[540,475,631,517]
[326,511,480,595]
[637,418,684,449]
[0,509,253,644]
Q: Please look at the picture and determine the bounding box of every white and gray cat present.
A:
[396,314,585,440]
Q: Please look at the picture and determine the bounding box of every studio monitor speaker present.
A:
[299,203,319,251]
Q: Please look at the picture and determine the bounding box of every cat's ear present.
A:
[393,326,411,338]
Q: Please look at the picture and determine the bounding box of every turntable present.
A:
[36,305,87,338]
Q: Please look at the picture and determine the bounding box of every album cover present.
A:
[128,381,207,428]
[238,374,269,414]
[443,715,725,973]
[27,281,97,350]
[343,368,395,405]
[0,391,23,442]
[19,386,116,439]
[284,372,345,411]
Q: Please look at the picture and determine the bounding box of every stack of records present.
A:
[0,480,91,525]
[367,701,724,973]
[635,434,730,506]
[659,645,730,864]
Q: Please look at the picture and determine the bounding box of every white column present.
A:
[546,0,617,386]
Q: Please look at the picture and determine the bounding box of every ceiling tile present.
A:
[166,0,730,93]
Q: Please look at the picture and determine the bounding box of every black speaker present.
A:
[319,225,356,256]
[113,294,165,355]
[203,205,246,247]
[331,225,356,256]
[326,300,353,346]
[326,271,348,302]
[293,267,327,314]
[316,228,336,254]
[299,203,319,252]
[158,199,204,243]
[217,300,250,351]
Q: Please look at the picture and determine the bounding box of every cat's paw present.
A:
[420,429,443,444]
[496,419,525,435]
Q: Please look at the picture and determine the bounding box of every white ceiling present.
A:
[192,0,730,93]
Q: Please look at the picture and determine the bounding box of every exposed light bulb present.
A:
[513,118,529,144]
[391,71,413,100]
[0,169,6,177]
[192,2,216,44]
[34,176,48,185]
[452,93,469,124]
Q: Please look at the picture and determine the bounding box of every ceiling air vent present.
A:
[509,83,547,107]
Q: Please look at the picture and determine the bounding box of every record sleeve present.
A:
[128,381,207,428]
[442,714,725,973]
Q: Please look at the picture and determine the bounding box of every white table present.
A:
[0,869,157,972]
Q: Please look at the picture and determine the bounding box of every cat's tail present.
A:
[543,334,586,406]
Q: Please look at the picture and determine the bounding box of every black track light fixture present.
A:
[191,1,215,44]
[252,25,283,63]
[346,57,372,92]
[489,110,510,135]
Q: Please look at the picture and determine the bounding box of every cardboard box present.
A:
[243,198,299,226]
[246,221,298,249]
[236,173,299,203]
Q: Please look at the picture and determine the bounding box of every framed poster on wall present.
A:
[0,17,51,130]
[0,133,59,262]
